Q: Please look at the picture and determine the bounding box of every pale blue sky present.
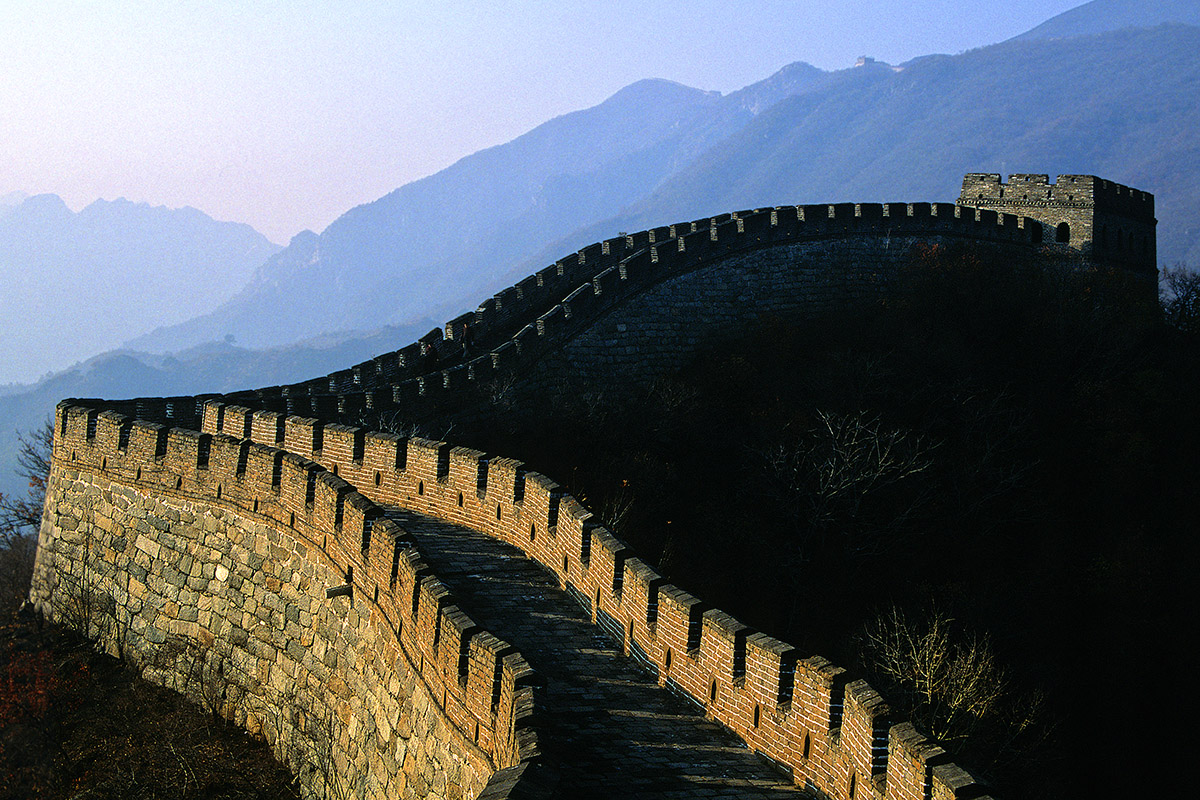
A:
[0,1,1082,243]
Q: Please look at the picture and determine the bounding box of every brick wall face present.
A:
[535,236,919,391]
[79,188,1154,442]
[183,404,997,800]
[958,173,1156,273]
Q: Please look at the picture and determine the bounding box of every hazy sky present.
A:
[1,1,1083,244]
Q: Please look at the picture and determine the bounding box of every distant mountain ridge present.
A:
[128,66,828,354]
[8,0,1200,499]
[0,194,279,385]
[0,317,431,498]
[1014,0,1200,40]
[531,23,1200,278]
[133,7,1200,359]
[0,192,27,219]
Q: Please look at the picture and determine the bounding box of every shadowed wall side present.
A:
[34,179,1156,800]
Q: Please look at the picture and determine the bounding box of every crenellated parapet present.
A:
[33,178,1154,798]
[34,402,550,799]
[207,197,1126,427]
[193,398,995,800]
[958,173,1156,272]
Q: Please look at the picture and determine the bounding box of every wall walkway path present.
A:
[386,507,799,798]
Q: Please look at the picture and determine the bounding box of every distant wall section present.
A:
[540,233,932,389]
[78,193,1153,435]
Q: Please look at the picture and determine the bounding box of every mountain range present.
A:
[129,0,1200,357]
[3,0,1198,499]
[535,23,1200,277]
[0,195,279,386]
[126,64,827,353]
[1013,0,1200,40]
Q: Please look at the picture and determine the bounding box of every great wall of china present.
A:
[29,175,1156,799]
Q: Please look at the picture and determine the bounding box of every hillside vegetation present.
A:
[0,615,298,800]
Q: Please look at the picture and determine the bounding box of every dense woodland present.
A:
[407,247,1197,798]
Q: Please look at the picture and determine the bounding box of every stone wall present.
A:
[31,405,547,800]
[71,195,1145,437]
[195,400,993,800]
[200,202,1057,415]
[36,183,1157,799]
[957,173,1156,272]
[537,235,928,389]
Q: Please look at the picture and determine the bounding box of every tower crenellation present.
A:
[958,173,1156,272]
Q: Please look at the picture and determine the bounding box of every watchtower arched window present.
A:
[1029,221,1043,244]
[1056,222,1071,243]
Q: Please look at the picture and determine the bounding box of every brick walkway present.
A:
[385,508,801,799]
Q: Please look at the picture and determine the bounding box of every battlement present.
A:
[32,178,1154,799]
[958,173,1156,271]
[188,396,995,800]
[36,402,545,799]
[38,389,1002,798]
[213,190,1149,426]
[961,173,1154,215]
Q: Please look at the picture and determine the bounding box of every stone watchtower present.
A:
[958,174,1157,274]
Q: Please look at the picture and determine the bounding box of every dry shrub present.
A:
[859,606,1054,777]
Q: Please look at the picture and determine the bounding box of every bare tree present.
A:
[763,410,936,560]
[0,420,52,613]
[298,699,355,800]
[1161,264,1200,333]
[0,420,52,544]
[859,605,1053,774]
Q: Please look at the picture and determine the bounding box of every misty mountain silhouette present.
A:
[0,195,279,385]
[133,11,1200,359]
[7,1,1200,498]
[1013,0,1200,41]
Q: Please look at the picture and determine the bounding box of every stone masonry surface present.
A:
[958,173,1155,273]
[32,463,492,800]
